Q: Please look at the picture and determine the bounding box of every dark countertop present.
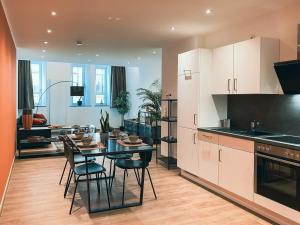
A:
[198,127,300,151]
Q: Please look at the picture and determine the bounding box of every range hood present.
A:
[274,24,300,94]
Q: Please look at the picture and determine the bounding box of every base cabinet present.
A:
[218,146,254,201]
[177,127,198,176]
[198,140,219,185]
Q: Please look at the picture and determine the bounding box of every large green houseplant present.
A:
[113,91,130,127]
[136,79,162,124]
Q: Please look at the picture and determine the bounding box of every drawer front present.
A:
[219,134,254,153]
[198,131,218,145]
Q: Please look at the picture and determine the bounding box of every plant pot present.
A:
[77,100,83,106]
[101,132,109,146]
[22,109,33,130]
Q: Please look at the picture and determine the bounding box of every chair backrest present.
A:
[58,135,69,158]
[65,141,76,169]
[139,151,152,165]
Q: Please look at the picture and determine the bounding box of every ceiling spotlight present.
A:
[152,51,157,55]
[51,11,57,16]
[87,59,91,62]
[108,16,113,20]
[137,57,141,60]
[44,41,48,45]
[76,41,83,46]
[77,53,82,56]
[96,54,99,57]
[42,49,46,53]
[171,26,175,31]
[47,29,52,33]
[115,17,121,21]
[127,61,130,65]
[206,9,211,14]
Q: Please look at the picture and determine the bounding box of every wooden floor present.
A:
[0,156,271,225]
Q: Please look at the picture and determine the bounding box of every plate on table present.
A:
[123,139,143,145]
[77,142,98,148]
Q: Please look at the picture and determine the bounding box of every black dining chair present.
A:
[115,151,157,205]
[64,141,111,214]
[58,136,96,186]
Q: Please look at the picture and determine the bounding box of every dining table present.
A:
[67,133,156,213]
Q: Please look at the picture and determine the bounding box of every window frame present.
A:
[95,65,110,106]
[31,61,46,107]
[71,64,88,106]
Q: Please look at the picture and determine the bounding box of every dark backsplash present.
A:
[227,94,300,136]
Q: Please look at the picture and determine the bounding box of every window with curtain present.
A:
[72,65,88,105]
[95,65,109,105]
[31,61,46,106]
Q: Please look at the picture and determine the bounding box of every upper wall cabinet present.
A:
[178,49,200,76]
[211,37,280,95]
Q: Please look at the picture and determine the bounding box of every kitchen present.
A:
[175,27,300,224]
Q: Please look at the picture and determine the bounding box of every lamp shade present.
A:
[70,86,84,96]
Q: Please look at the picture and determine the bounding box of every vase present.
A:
[101,132,109,146]
[22,109,33,130]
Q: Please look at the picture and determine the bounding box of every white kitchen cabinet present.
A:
[177,127,198,176]
[211,44,234,94]
[178,49,200,76]
[198,140,219,185]
[177,73,199,129]
[218,145,254,201]
[211,37,280,94]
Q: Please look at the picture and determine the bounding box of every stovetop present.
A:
[263,135,300,145]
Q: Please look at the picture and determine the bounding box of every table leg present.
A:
[85,156,91,212]
[139,166,146,205]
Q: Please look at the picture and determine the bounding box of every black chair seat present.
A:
[106,154,132,160]
[74,162,106,176]
[115,159,149,169]
[74,154,95,164]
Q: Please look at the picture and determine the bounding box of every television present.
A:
[70,86,84,96]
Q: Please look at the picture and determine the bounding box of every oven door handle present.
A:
[256,153,300,167]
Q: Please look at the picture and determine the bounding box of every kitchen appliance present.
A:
[220,118,231,128]
[255,142,300,211]
[274,24,300,94]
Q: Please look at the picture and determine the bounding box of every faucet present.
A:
[250,120,260,132]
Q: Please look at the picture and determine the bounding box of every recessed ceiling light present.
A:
[76,41,83,46]
[137,57,141,60]
[127,61,130,65]
[87,59,91,62]
[77,53,82,56]
[171,26,175,31]
[115,17,121,21]
[47,29,52,33]
[152,51,157,55]
[42,49,46,53]
[108,16,113,20]
[44,41,48,45]
[205,9,211,14]
[96,54,99,57]
[51,11,57,16]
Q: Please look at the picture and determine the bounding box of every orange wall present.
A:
[0,1,16,205]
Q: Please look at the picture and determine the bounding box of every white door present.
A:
[198,140,219,185]
[211,44,234,94]
[218,146,254,201]
[177,74,199,129]
[233,38,260,94]
[178,49,200,76]
[177,127,198,175]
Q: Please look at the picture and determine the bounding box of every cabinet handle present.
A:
[193,133,196,144]
[184,69,192,76]
[227,79,231,93]
[218,149,222,162]
[234,78,237,92]
[202,134,212,139]
[193,114,197,125]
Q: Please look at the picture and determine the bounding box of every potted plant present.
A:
[136,79,162,125]
[100,109,112,144]
[113,91,130,129]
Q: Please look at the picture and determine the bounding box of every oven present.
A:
[255,142,300,211]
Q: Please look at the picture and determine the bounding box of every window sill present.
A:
[35,105,47,107]
[69,105,92,107]
[94,104,110,107]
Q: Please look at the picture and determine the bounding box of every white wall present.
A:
[35,58,161,128]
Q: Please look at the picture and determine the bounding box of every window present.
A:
[95,66,109,105]
[72,65,87,105]
[31,62,46,106]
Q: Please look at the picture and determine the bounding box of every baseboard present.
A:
[180,170,299,225]
[0,157,15,216]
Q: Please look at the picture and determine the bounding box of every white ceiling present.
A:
[1,0,297,64]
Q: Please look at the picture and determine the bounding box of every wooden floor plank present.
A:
[0,156,271,225]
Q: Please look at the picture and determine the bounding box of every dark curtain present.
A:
[18,60,34,109]
[111,66,126,107]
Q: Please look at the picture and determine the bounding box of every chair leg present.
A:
[59,159,68,185]
[102,156,106,166]
[64,169,73,198]
[103,173,111,208]
[122,169,127,205]
[69,175,79,215]
[110,161,116,191]
[96,173,100,194]
[146,168,157,199]
[134,169,140,186]
[108,159,113,188]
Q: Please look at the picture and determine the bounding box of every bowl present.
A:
[74,132,84,139]
[81,135,93,144]
[112,129,121,137]
[128,135,139,143]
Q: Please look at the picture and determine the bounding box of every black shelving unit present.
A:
[159,98,177,169]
